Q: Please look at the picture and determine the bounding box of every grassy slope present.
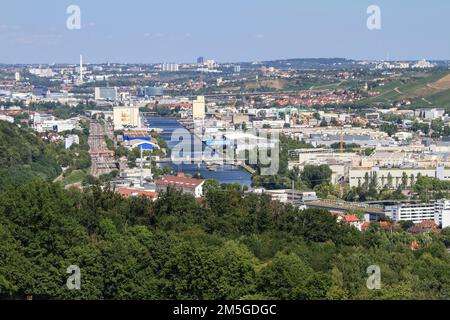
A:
[359,71,450,106]
[63,169,89,185]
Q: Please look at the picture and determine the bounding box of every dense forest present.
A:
[1,120,450,300]
[0,180,450,300]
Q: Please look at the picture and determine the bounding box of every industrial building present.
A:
[349,166,450,189]
[192,96,205,120]
[137,86,164,97]
[32,113,79,133]
[113,106,141,129]
[95,87,118,101]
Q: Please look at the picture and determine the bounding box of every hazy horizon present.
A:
[1,57,449,66]
[1,0,450,64]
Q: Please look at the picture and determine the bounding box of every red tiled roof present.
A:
[416,220,438,229]
[116,188,159,199]
[407,220,439,234]
[156,174,204,189]
[342,214,360,223]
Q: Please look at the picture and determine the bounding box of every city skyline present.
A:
[1,0,450,64]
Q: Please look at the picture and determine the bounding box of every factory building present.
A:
[113,106,141,130]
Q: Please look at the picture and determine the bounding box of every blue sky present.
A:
[0,0,449,64]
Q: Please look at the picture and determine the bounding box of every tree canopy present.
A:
[0,179,449,300]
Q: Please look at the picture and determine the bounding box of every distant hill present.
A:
[361,71,450,109]
[0,121,61,190]
[241,58,356,70]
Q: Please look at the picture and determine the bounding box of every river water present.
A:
[146,117,252,187]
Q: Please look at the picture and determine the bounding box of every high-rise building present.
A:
[197,56,205,64]
[192,96,206,120]
[206,59,215,70]
[162,63,179,72]
[95,87,118,101]
[15,72,21,81]
[234,65,241,73]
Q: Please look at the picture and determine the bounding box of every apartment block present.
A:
[385,199,450,228]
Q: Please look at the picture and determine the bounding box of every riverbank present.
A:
[146,117,253,187]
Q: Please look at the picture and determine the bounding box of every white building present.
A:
[162,63,179,72]
[394,131,413,141]
[413,59,435,69]
[34,119,78,133]
[221,132,276,152]
[256,189,318,205]
[0,115,14,123]
[32,114,79,133]
[385,200,450,228]
[415,108,446,121]
[65,134,80,149]
[192,96,206,120]
[385,203,436,224]
[206,60,216,70]
[434,199,450,229]
[29,68,55,78]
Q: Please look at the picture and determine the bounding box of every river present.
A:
[146,117,252,188]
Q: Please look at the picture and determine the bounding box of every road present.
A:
[394,87,403,94]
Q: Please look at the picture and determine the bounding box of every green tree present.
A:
[301,165,332,189]
[257,252,318,300]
